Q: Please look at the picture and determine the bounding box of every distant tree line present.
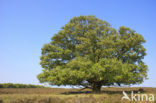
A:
[0,83,45,88]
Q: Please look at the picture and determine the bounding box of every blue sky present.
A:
[0,0,156,87]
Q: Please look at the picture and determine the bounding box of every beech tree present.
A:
[37,15,148,92]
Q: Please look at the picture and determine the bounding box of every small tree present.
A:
[38,15,148,92]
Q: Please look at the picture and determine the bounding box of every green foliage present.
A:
[0,83,44,88]
[38,15,148,92]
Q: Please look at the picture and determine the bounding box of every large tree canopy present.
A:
[38,15,148,92]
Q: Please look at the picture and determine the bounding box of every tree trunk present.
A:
[92,83,102,93]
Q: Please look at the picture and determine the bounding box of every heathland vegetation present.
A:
[0,87,156,103]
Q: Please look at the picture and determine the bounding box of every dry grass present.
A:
[0,87,156,103]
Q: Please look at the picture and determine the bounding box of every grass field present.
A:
[0,87,156,103]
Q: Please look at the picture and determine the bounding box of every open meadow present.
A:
[0,87,156,103]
